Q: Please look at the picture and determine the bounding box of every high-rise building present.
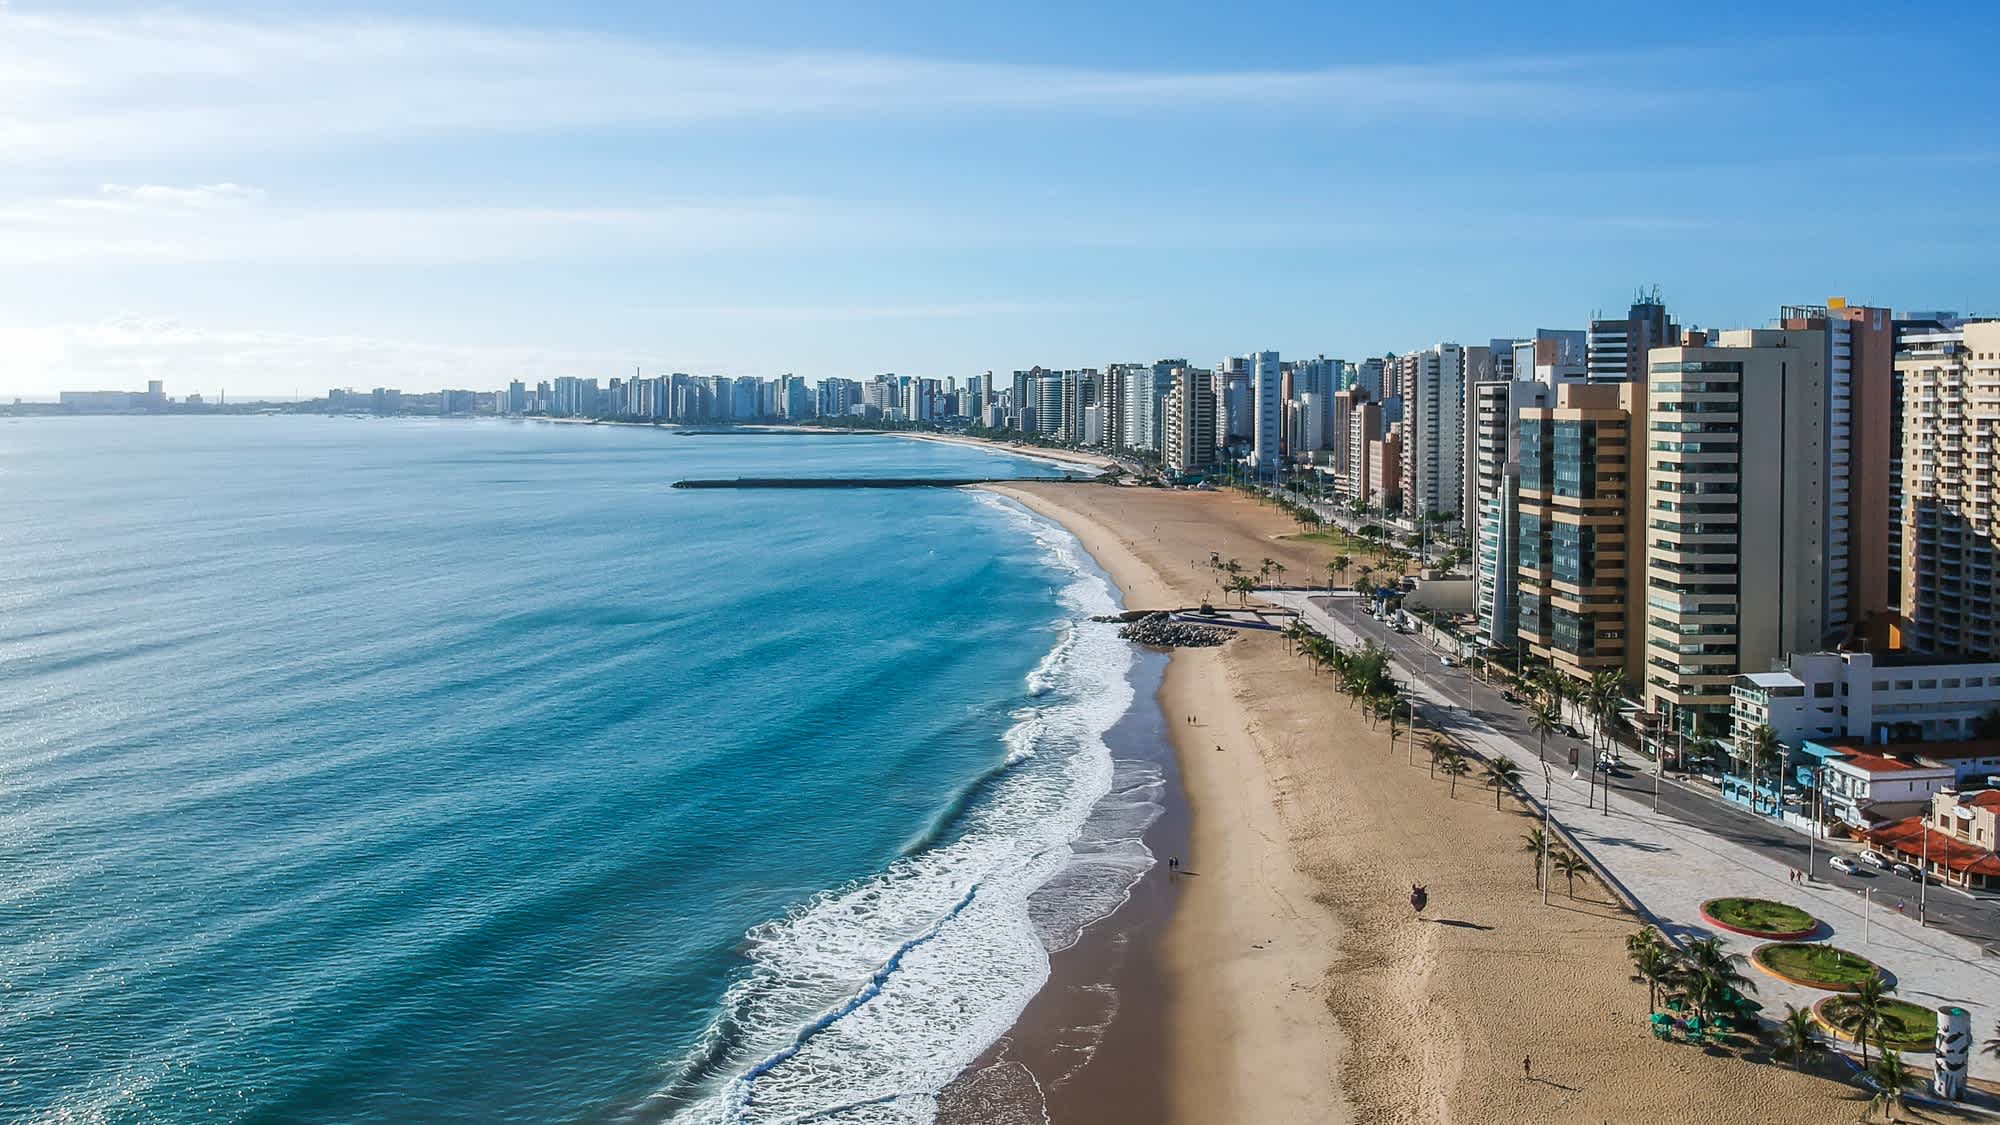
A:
[1516,381,1646,685]
[1588,289,1681,382]
[1163,366,1217,475]
[1511,330,1587,388]
[1033,372,1065,437]
[1337,392,1381,503]
[1641,329,1831,733]
[1247,350,1282,477]
[1471,379,1552,650]
[1062,369,1101,444]
[1352,357,1387,401]
[1778,301,1896,647]
[1213,356,1252,448]
[1398,343,1472,525]
[1899,319,2000,658]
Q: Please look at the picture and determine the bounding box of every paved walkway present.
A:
[1268,590,2000,1083]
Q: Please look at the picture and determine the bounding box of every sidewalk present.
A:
[1269,590,2000,1083]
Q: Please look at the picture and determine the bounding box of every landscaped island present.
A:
[1700,897,1818,940]
[1752,943,1883,991]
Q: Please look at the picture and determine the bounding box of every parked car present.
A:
[1891,862,1922,881]
[1500,689,1521,704]
[1858,850,1890,869]
[1560,723,1584,739]
[1827,854,1858,875]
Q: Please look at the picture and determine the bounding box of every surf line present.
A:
[729,878,982,1112]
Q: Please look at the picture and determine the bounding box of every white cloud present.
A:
[0,10,1677,159]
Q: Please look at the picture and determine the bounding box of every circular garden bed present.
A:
[1813,995,1937,1053]
[1700,897,1818,939]
[1752,943,1883,991]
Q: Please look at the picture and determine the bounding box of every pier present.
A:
[671,476,1090,489]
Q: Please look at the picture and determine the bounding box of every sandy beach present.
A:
[983,482,1967,1125]
[895,431,1118,471]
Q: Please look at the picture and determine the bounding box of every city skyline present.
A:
[3,1,1998,397]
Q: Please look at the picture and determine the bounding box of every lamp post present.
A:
[1920,809,1931,926]
[1807,764,1823,879]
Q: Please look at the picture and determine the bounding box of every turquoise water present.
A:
[0,418,1150,1123]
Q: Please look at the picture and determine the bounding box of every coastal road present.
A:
[1301,592,2000,950]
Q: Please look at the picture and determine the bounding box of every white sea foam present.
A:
[654,493,1147,1125]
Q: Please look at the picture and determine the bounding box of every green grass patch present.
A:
[1283,527,1376,551]
[1754,943,1882,989]
[1818,997,1938,1052]
[1703,897,1816,936]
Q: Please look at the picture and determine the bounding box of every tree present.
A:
[1521,827,1549,888]
[1778,1003,1823,1072]
[1426,734,1453,779]
[1329,553,1352,591]
[1745,724,1780,816]
[1259,557,1277,581]
[1835,975,1893,1069]
[1439,752,1471,797]
[1282,619,1312,657]
[1528,701,1559,765]
[1867,1050,1912,1123]
[1552,850,1587,898]
[1270,560,1287,586]
[1986,1017,2000,1059]
[1676,937,1757,1022]
[1229,574,1256,606]
[1626,928,1673,1012]
[1483,758,1523,809]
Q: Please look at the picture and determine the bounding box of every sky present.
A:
[2,1,1997,399]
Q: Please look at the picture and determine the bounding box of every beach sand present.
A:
[982,482,1966,1125]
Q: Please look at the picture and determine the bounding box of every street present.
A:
[1304,591,2000,950]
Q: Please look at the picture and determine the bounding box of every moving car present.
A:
[1438,656,1457,668]
[1827,854,1858,875]
[1500,689,1521,704]
[1891,861,1922,881]
[1560,723,1584,739]
[1859,850,1890,869]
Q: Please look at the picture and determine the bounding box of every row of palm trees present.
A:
[1512,662,1630,766]
[1517,824,1590,896]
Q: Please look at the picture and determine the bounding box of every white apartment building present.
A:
[1731,650,2000,750]
[1900,320,2000,658]
[1399,342,1476,527]
[1470,378,1550,649]
[1248,350,1282,479]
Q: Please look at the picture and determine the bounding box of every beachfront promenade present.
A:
[1267,589,2000,1084]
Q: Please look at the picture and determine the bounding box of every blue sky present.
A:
[2,1,1996,398]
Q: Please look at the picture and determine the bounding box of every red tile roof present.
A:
[1962,790,2000,811]
[1820,739,2000,762]
[1864,818,2000,877]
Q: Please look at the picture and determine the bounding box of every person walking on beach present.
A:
[1523,1056,1532,1081]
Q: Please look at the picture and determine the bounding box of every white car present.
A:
[1827,855,1858,875]
[1438,656,1457,668]
[1858,850,1890,869]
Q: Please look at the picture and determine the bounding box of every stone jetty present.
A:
[1114,612,1231,648]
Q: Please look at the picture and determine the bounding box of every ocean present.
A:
[0,417,1159,1123]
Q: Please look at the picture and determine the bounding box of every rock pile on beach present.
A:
[1117,612,1230,648]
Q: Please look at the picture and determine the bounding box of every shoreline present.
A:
[976,483,1345,1124]
[970,482,1928,1125]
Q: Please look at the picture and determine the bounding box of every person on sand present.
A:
[1523,1056,1532,1081]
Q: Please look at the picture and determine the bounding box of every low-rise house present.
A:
[1797,738,2000,828]
[1864,788,2000,891]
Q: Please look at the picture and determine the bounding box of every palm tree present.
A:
[1270,561,1287,586]
[1625,928,1673,1012]
[1867,1050,1912,1123]
[1483,758,1523,809]
[1426,734,1453,779]
[1588,669,1623,755]
[1528,701,1559,764]
[1676,937,1758,1022]
[1744,724,1780,816]
[1986,1017,2000,1059]
[1329,553,1352,591]
[1439,752,1471,797]
[1281,619,1312,657]
[1259,557,1277,581]
[1778,1003,1823,1072]
[1552,850,1587,897]
[1835,975,1893,1069]
[1521,827,1549,888]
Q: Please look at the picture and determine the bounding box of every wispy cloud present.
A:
[0,10,1686,159]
